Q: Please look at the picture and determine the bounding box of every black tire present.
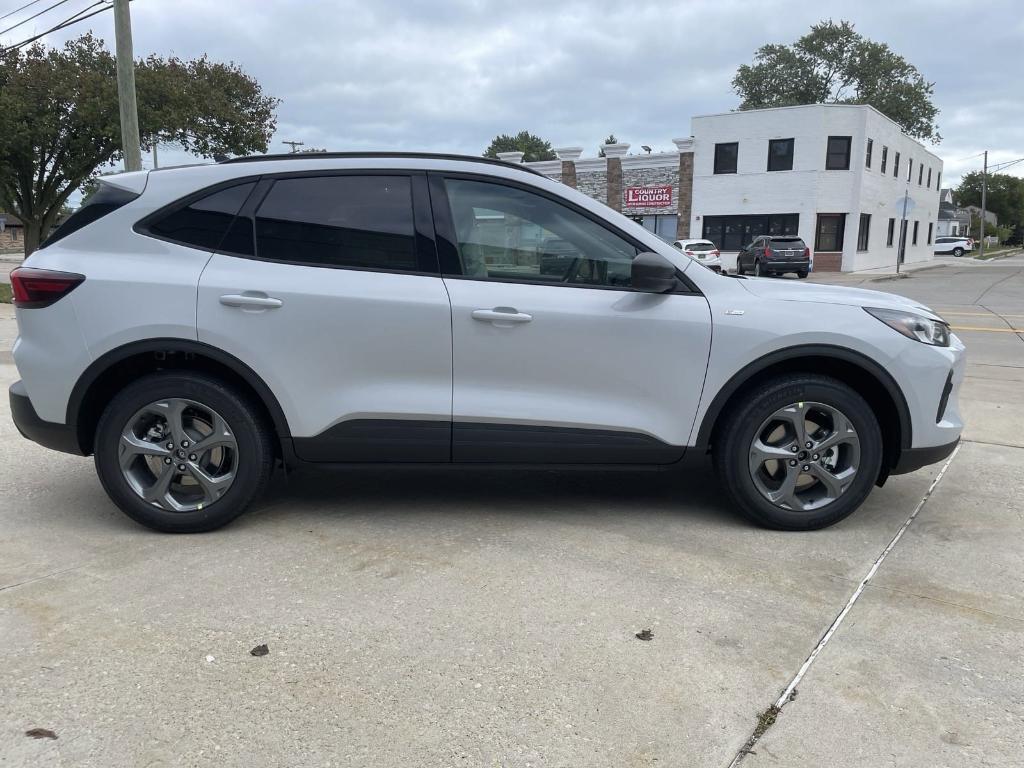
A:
[736,259,746,276]
[797,270,809,279]
[713,374,883,531]
[753,260,763,277]
[953,247,964,257]
[94,372,274,533]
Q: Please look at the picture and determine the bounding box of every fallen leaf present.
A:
[25,728,57,740]
[250,644,269,657]
[635,629,653,641]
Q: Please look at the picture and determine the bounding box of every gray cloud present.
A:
[7,0,1023,186]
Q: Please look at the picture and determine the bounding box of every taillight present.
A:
[685,250,695,256]
[10,267,85,308]
[764,246,771,258]
[711,250,720,256]
[803,247,810,258]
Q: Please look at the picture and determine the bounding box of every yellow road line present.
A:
[950,325,1024,333]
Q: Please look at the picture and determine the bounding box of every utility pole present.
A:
[282,140,305,153]
[897,188,909,275]
[152,142,159,169]
[978,150,988,259]
[113,0,142,172]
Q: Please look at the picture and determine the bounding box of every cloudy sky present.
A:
[4,0,1023,186]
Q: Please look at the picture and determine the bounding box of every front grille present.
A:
[936,371,954,423]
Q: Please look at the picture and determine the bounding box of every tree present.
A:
[483,131,555,162]
[732,20,940,143]
[955,172,1024,230]
[0,34,279,255]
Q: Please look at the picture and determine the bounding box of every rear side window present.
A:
[253,175,417,271]
[43,183,139,249]
[149,182,256,254]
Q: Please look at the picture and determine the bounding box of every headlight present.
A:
[864,307,950,347]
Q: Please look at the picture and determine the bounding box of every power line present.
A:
[989,157,1024,173]
[0,0,73,37]
[0,0,48,22]
[0,0,108,53]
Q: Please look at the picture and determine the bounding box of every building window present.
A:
[767,138,794,172]
[927,167,932,188]
[918,164,924,185]
[702,213,799,251]
[907,158,913,183]
[894,152,900,178]
[887,218,895,247]
[857,213,871,251]
[714,142,738,174]
[927,222,933,245]
[635,214,679,240]
[815,213,846,251]
[936,171,941,189]
[825,136,852,170]
[881,146,888,174]
[865,138,873,169]
[912,220,920,245]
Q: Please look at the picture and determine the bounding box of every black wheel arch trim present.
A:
[693,344,913,453]
[67,338,292,449]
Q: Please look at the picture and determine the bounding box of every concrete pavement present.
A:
[1,261,1023,766]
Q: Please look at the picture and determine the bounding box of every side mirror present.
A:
[631,251,678,293]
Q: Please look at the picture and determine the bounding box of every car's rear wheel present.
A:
[736,259,746,276]
[94,372,274,533]
[714,374,883,530]
[797,270,809,279]
[953,247,964,257]
[753,260,763,277]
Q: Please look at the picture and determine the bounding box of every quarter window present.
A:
[442,178,638,288]
[857,213,871,251]
[825,136,852,170]
[148,182,256,254]
[865,138,873,169]
[253,176,419,271]
[714,142,739,174]
[815,213,846,251]
[767,138,794,172]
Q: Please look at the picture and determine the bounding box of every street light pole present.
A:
[113,0,142,172]
[979,150,988,259]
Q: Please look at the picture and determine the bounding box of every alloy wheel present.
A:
[747,401,860,512]
[118,398,237,512]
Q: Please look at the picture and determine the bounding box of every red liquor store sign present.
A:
[624,185,672,207]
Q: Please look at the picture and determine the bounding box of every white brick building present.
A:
[691,104,943,271]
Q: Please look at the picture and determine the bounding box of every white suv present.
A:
[9,153,965,532]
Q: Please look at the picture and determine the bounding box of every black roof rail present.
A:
[219,151,549,177]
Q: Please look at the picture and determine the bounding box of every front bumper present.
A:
[9,380,84,455]
[892,438,959,475]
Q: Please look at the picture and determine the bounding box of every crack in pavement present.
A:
[725,444,962,766]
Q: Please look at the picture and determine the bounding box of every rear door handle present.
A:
[471,307,533,325]
[219,293,283,309]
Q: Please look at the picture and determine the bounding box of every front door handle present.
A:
[219,293,283,309]
[471,307,533,326]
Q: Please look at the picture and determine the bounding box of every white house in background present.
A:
[689,104,943,272]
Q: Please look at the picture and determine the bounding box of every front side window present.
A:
[825,136,851,170]
[815,213,846,251]
[443,178,637,289]
[253,175,419,271]
[767,138,794,172]
[881,146,888,174]
[149,182,256,254]
[857,213,871,251]
[865,138,873,169]
[714,142,739,174]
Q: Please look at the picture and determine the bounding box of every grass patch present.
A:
[0,283,11,304]
[975,247,1023,261]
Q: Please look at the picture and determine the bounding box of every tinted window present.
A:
[825,136,851,170]
[857,213,871,251]
[44,183,139,249]
[770,237,806,249]
[714,142,738,174]
[702,214,799,251]
[815,213,846,251]
[685,242,716,252]
[254,176,416,270]
[150,182,255,253]
[767,138,794,172]
[443,178,638,288]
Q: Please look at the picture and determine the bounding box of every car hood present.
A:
[737,277,942,320]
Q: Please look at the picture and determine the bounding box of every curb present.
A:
[867,263,948,282]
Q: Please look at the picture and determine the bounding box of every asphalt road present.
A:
[1,256,1022,767]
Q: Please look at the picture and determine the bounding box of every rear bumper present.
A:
[766,260,810,271]
[9,380,84,455]
[892,438,959,475]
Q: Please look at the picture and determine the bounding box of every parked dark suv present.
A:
[736,236,811,278]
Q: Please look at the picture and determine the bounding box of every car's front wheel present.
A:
[953,247,964,257]
[714,374,883,530]
[94,372,274,533]
[753,260,763,277]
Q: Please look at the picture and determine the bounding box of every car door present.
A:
[197,171,453,462]
[430,174,713,463]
